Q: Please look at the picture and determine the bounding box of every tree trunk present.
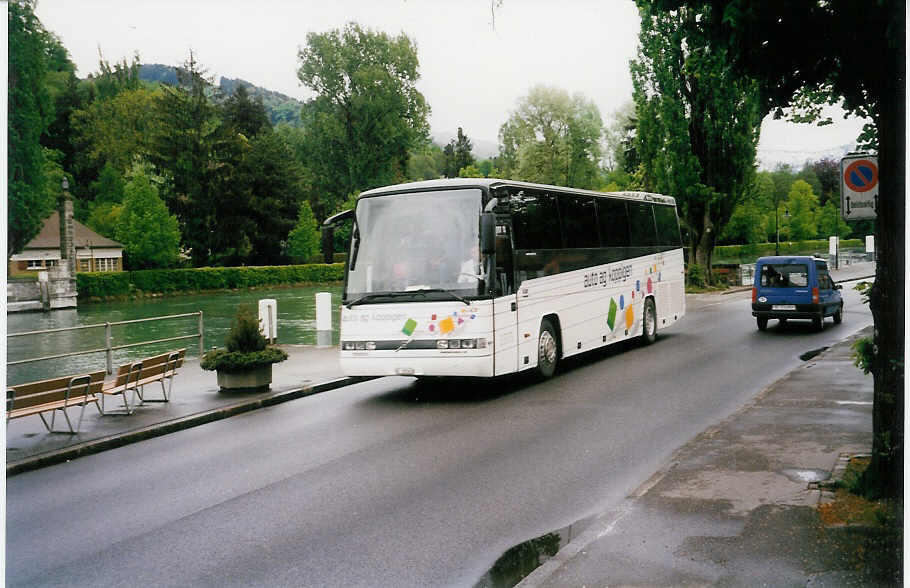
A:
[865,19,905,499]
[693,210,716,284]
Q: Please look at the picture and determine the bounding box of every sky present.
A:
[34,0,870,168]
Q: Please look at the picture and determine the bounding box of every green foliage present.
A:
[785,180,820,240]
[218,76,304,127]
[443,128,475,178]
[72,86,161,176]
[90,163,125,204]
[817,200,851,239]
[149,53,246,266]
[286,201,321,260]
[221,84,271,137]
[200,347,288,372]
[686,263,707,288]
[127,264,345,294]
[712,239,864,263]
[632,3,761,274]
[236,130,308,265]
[86,202,123,238]
[76,271,131,298]
[225,305,268,352]
[499,85,603,189]
[407,143,445,181]
[201,303,288,371]
[8,0,55,255]
[458,164,485,178]
[76,264,344,299]
[114,169,181,269]
[852,337,875,375]
[296,22,430,220]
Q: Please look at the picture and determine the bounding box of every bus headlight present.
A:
[365,341,376,350]
[437,340,449,349]
[460,339,475,349]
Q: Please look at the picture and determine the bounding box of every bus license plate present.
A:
[772,305,796,311]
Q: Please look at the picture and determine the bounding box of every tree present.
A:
[296,22,430,221]
[805,158,841,207]
[443,127,476,178]
[817,200,851,240]
[71,86,161,177]
[235,131,307,265]
[286,201,320,261]
[222,84,271,138]
[114,168,181,269]
[631,3,762,281]
[149,54,245,266]
[603,101,638,173]
[407,143,445,181]
[784,179,819,240]
[8,0,55,255]
[652,0,903,498]
[722,173,773,244]
[498,85,604,189]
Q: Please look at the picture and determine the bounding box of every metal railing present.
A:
[7,312,204,374]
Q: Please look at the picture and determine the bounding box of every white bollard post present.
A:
[316,292,332,347]
[258,299,277,343]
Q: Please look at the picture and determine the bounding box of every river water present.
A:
[6,285,342,386]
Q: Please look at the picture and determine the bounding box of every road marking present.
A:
[836,401,873,406]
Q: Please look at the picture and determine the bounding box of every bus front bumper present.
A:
[339,352,495,378]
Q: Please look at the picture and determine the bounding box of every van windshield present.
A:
[761,263,809,287]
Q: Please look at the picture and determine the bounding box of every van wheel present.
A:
[834,304,843,324]
[536,319,559,379]
[757,317,768,331]
[641,298,657,344]
[813,315,824,331]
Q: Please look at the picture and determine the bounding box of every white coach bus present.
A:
[324,178,685,379]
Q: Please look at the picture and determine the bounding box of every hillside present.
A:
[137,63,304,127]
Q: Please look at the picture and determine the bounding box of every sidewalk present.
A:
[519,325,901,587]
[6,345,355,475]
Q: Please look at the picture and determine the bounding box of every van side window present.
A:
[761,263,809,287]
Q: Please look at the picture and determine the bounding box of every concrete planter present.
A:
[216,364,273,392]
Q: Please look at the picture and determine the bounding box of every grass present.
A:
[818,457,901,528]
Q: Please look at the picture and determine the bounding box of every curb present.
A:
[6,376,364,477]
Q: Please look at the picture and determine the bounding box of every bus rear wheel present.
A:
[536,319,559,379]
[641,298,657,344]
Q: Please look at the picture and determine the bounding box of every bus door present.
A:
[492,220,519,375]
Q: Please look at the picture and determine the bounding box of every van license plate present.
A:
[772,305,796,311]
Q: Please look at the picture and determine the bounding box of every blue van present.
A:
[751,256,843,331]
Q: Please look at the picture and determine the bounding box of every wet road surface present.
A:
[6,283,872,587]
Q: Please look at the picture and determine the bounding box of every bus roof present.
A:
[358,178,677,206]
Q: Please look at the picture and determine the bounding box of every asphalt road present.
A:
[6,282,872,587]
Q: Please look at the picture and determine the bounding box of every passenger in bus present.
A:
[458,243,481,283]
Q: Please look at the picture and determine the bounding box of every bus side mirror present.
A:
[321,226,334,264]
[481,213,496,255]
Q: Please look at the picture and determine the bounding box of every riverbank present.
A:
[73,262,344,300]
[77,280,344,305]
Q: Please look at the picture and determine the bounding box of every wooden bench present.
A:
[134,348,185,404]
[7,371,106,433]
[100,349,185,415]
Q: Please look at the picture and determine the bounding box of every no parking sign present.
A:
[841,154,878,220]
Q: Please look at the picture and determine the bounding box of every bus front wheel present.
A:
[641,298,657,344]
[537,319,559,379]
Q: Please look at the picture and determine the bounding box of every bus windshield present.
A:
[346,188,483,303]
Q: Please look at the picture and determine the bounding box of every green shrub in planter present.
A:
[200,305,288,372]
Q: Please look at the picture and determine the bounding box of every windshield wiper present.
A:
[345,289,470,309]
[345,292,413,309]
[409,288,470,305]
